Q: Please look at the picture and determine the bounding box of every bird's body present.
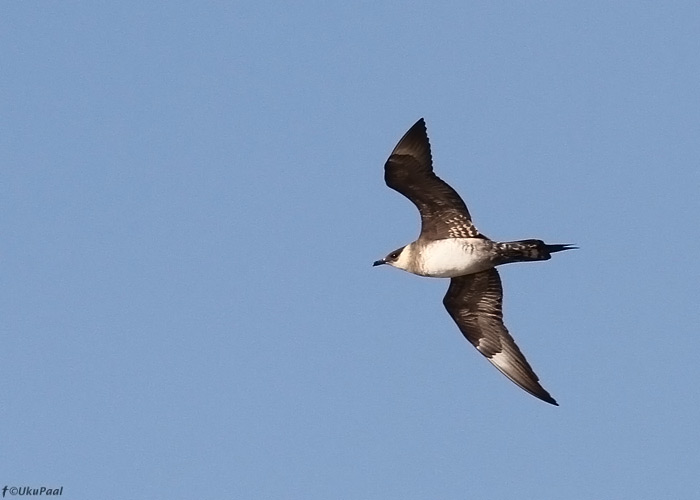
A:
[387,237,571,278]
[374,118,575,406]
[398,237,494,278]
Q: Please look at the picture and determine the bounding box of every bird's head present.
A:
[373,245,411,271]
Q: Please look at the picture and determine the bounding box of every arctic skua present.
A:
[373,118,575,405]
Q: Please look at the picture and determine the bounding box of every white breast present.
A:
[417,238,495,278]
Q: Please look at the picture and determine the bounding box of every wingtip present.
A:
[527,385,558,406]
[405,117,427,136]
[387,118,433,166]
[542,394,559,406]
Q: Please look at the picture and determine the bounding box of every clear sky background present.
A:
[2,2,700,499]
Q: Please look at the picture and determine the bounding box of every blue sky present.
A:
[2,2,700,499]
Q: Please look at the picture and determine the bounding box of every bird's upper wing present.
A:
[443,269,557,405]
[384,119,482,240]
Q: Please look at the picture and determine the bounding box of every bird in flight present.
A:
[373,118,575,405]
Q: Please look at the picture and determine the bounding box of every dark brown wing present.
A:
[443,269,558,405]
[384,119,482,240]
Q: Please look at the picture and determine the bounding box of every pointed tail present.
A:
[499,240,577,263]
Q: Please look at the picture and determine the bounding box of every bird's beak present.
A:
[372,259,386,267]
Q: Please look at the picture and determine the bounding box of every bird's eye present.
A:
[390,252,400,260]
